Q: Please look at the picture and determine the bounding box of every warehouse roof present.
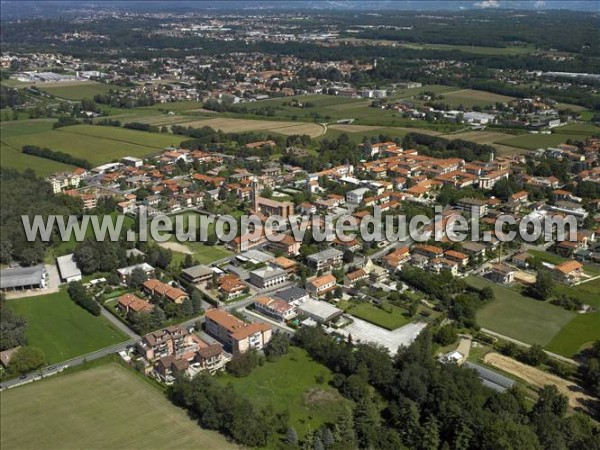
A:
[0,265,46,290]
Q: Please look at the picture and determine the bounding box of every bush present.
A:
[67,281,101,316]
[226,350,263,377]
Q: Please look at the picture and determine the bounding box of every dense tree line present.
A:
[403,133,495,162]
[123,122,159,133]
[22,145,92,170]
[52,116,81,129]
[73,238,127,275]
[0,169,83,265]
[580,341,600,399]
[0,293,28,351]
[294,326,600,449]
[67,281,101,316]
[169,373,287,447]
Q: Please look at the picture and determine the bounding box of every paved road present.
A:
[100,305,140,340]
[0,339,137,390]
[480,328,580,366]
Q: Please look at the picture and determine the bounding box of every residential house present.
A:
[306,248,344,271]
[117,293,154,314]
[143,279,189,304]
[306,273,337,297]
[204,308,272,356]
[553,260,584,284]
[488,264,516,284]
[248,266,288,289]
[254,296,296,321]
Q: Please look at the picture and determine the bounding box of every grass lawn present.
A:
[546,312,600,357]
[0,363,235,450]
[183,241,232,264]
[216,346,350,441]
[467,276,575,346]
[498,132,591,150]
[554,278,600,308]
[343,301,411,330]
[400,43,535,55]
[7,289,128,364]
[37,81,116,100]
[527,249,600,276]
[2,124,186,168]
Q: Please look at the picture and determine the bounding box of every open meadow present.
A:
[468,276,575,346]
[340,301,412,330]
[0,363,236,450]
[216,346,350,441]
[7,289,128,364]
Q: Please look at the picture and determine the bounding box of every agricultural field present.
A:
[468,276,576,346]
[342,301,411,330]
[182,117,326,137]
[0,119,75,175]
[216,346,350,441]
[1,123,187,168]
[437,130,512,145]
[399,43,536,55]
[546,312,600,357]
[498,132,591,150]
[0,363,236,450]
[441,89,516,108]
[37,81,116,100]
[7,289,128,364]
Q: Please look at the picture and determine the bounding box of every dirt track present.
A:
[483,352,595,412]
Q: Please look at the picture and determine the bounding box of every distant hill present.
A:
[1,0,598,20]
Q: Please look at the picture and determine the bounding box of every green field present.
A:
[468,276,575,346]
[7,290,128,364]
[554,278,600,308]
[37,81,116,100]
[401,43,536,55]
[0,363,235,450]
[1,123,186,169]
[546,312,600,357]
[344,301,411,330]
[527,249,600,276]
[498,132,591,150]
[216,346,350,440]
[441,89,516,108]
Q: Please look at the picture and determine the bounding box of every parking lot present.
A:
[334,316,427,356]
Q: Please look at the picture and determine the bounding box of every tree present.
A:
[0,293,28,350]
[190,290,204,315]
[129,267,148,289]
[333,404,357,448]
[150,306,166,329]
[434,324,458,346]
[528,270,555,300]
[533,385,568,417]
[181,298,193,317]
[419,416,440,450]
[287,427,299,445]
[264,332,290,361]
[322,427,335,448]
[524,344,548,367]
[343,249,354,264]
[9,346,46,374]
[261,187,273,198]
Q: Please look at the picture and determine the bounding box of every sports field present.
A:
[37,81,116,100]
[546,312,600,357]
[1,124,186,168]
[0,363,235,450]
[216,346,350,440]
[441,89,515,108]
[498,132,591,150]
[7,289,128,364]
[468,276,575,346]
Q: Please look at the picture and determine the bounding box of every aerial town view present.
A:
[0,0,599,449]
